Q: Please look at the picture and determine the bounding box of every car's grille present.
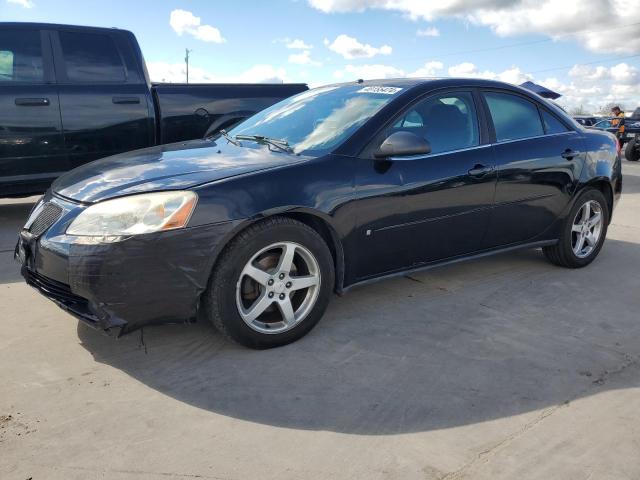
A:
[25,270,88,307]
[28,202,63,236]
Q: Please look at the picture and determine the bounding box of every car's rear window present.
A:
[484,92,544,142]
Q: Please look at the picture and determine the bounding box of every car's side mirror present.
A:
[373,131,431,159]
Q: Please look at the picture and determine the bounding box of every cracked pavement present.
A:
[2,161,640,479]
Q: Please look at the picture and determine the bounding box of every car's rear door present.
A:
[480,90,585,248]
[51,28,153,169]
[353,89,496,279]
[0,26,66,195]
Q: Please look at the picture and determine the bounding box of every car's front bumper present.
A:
[16,194,238,334]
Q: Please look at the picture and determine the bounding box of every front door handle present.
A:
[561,149,581,160]
[112,96,140,104]
[15,97,50,106]
[468,164,495,177]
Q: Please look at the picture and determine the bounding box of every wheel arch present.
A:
[582,178,614,224]
[202,208,346,301]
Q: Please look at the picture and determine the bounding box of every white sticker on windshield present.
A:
[357,86,402,95]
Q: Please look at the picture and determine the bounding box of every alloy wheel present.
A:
[571,199,603,258]
[235,241,321,334]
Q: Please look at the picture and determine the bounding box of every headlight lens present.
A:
[67,191,198,236]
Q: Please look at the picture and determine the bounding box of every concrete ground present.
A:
[1,162,640,480]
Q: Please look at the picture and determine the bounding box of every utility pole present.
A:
[185,48,192,84]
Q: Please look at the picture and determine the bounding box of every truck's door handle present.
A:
[112,96,140,104]
[15,97,50,106]
[561,149,581,160]
[468,164,495,178]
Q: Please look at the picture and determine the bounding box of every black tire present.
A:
[203,217,334,349]
[625,139,639,162]
[543,188,609,268]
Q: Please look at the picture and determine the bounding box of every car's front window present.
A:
[228,85,402,155]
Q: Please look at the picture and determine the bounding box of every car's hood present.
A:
[52,139,306,203]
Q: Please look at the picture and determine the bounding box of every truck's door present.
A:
[50,27,154,169]
[0,27,66,196]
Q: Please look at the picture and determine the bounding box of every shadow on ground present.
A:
[77,238,640,435]
[0,200,35,284]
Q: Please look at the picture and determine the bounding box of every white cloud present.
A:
[407,61,444,77]
[7,0,33,7]
[326,34,392,59]
[147,62,288,84]
[446,62,533,85]
[287,39,313,49]
[557,62,640,112]
[308,0,640,54]
[288,50,322,66]
[334,63,405,80]
[169,9,225,44]
[417,27,440,37]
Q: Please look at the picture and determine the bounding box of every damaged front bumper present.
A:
[16,193,238,335]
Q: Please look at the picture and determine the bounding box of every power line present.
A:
[391,21,640,62]
[529,53,640,74]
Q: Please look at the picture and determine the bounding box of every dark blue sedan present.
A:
[16,78,622,348]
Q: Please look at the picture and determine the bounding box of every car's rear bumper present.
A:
[16,199,238,334]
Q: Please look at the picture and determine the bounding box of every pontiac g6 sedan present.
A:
[17,79,622,348]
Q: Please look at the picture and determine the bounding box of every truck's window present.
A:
[0,30,43,82]
[59,31,125,82]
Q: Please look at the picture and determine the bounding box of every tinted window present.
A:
[0,29,43,82]
[541,110,569,134]
[484,92,544,142]
[59,31,125,82]
[385,92,479,155]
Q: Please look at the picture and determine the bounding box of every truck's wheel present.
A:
[625,139,639,161]
[543,188,609,268]
[204,217,334,349]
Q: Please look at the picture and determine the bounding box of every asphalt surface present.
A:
[2,162,640,479]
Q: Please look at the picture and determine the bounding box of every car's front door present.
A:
[352,90,497,280]
[51,28,153,169]
[0,27,67,195]
[480,90,586,248]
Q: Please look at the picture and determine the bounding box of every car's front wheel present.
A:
[543,188,609,268]
[204,217,334,348]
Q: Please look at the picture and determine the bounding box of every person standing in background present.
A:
[611,106,625,140]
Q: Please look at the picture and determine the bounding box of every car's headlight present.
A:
[67,191,198,236]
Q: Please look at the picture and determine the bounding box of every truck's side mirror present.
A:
[373,131,431,159]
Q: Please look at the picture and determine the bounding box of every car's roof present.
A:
[0,22,129,33]
[322,77,550,96]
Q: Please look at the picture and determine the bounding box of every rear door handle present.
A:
[561,149,581,160]
[468,164,495,177]
[15,97,50,106]
[112,96,140,104]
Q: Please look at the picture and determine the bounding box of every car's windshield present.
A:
[227,84,403,155]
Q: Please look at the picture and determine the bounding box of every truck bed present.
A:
[153,83,308,144]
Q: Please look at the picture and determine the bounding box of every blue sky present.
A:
[2,0,639,113]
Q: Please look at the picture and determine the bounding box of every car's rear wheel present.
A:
[543,188,609,268]
[204,217,334,348]
[625,139,639,161]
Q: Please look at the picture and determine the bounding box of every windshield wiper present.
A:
[218,129,242,147]
[235,134,293,153]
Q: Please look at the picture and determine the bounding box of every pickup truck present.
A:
[0,22,308,197]
[622,107,640,162]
